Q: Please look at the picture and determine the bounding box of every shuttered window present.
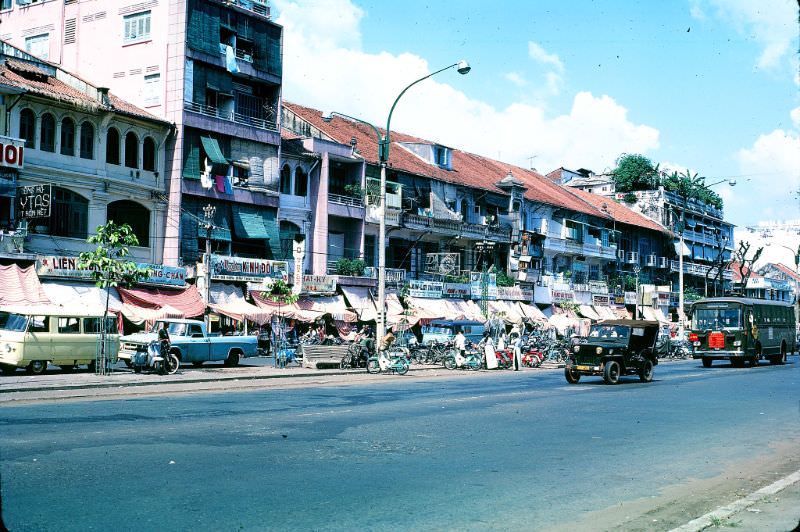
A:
[123,11,151,43]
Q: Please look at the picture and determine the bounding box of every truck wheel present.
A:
[26,360,47,375]
[603,360,620,385]
[638,360,654,382]
[564,367,581,384]
[702,357,712,368]
[224,351,240,367]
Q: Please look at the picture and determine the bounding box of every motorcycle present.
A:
[444,347,482,371]
[522,349,544,368]
[131,341,180,375]
[366,349,409,375]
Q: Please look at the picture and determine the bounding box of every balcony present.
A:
[670,259,733,280]
[402,213,512,241]
[329,194,363,208]
[223,0,271,19]
[545,237,618,260]
[183,100,277,132]
[365,206,401,226]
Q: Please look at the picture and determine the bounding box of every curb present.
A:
[669,469,800,532]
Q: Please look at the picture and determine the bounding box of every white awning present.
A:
[579,305,602,321]
[341,286,378,321]
[518,302,548,322]
[209,282,245,305]
[41,281,123,313]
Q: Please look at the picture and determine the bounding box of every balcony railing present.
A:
[670,259,733,280]
[365,206,401,226]
[184,100,277,132]
[329,194,364,208]
[402,213,512,241]
[224,0,271,19]
[545,237,618,260]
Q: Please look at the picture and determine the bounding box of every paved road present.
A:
[2,358,799,531]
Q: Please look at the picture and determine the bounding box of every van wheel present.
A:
[603,360,620,385]
[224,351,240,367]
[702,357,712,368]
[26,360,47,375]
[0,365,16,376]
[638,360,654,382]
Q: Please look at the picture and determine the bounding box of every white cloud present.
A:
[689,2,706,19]
[504,72,527,87]
[791,106,800,128]
[527,41,564,73]
[695,0,797,70]
[275,0,660,175]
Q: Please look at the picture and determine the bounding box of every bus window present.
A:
[58,317,81,334]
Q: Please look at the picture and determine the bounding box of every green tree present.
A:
[612,154,660,192]
[78,221,151,375]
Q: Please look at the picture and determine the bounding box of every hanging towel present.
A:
[225,45,239,73]
[223,175,233,194]
[215,175,226,193]
[201,172,213,189]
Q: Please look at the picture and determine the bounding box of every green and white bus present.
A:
[690,297,795,368]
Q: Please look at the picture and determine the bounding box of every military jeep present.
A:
[564,320,660,385]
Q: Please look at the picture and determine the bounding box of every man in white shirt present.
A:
[454,329,466,367]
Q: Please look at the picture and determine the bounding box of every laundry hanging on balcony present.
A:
[224,45,239,73]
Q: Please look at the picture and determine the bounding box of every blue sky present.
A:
[274,0,799,229]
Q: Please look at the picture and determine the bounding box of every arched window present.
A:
[107,200,150,246]
[40,113,55,152]
[106,128,120,164]
[33,187,88,239]
[294,167,308,196]
[279,221,302,259]
[280,164,292,195]
[80,122,94,159]
[142,136,156,172]
[124,132,139,169]
[60,117,75,156]
[19,108,36,148]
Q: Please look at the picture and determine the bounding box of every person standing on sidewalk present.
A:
[454,328,466,368]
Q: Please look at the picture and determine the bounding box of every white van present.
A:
[0,306,119,375]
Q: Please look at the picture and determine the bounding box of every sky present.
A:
[273,0,799,230]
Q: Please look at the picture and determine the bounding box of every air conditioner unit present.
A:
[658,257,668,268]
[626,251,639,264]
[645,254,657,267]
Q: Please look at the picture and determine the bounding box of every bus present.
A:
[690,297,795,368]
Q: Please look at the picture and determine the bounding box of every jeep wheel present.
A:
[564,367,581,384]
[603,360,620,385]
[702,357,712,368]
[638,360,654,382]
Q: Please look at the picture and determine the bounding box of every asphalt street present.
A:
[1,358,799,531]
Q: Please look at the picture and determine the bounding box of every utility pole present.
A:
[203,204,216,331]
[633,264,641,320]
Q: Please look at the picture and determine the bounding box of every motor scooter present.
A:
[366,349,409,375]
[131,341,180,375]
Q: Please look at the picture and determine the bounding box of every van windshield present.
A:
[0,312,28,332]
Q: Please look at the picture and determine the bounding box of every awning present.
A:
[578,305,602,321]
[518,302,548,322]
[41,281,123,313]
[208,282,272,325]
[0,264,50,306]
[250,290,324,323]
[613,307,632,319]
[121,303,184,325]
[641,307,659,321]
[405,297,451,320]
[592,305,617,320]
[385,292,405,316]
[654,308,670,323]
[449,299,485,322]
[489,300,525,323]
[341,286,378,321]
[209,282,244,305]
[200,136,229,175]
[297,295,357,322]
[117,284,206,319]
[232,205,271,240]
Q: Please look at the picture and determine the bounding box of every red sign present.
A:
[0,136,24,169]
[708,332,725,349]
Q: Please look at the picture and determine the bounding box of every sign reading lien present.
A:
[17,183,51,218]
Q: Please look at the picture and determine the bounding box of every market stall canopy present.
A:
[465,300,486,322]
[117,284,206,319]
[297,295,357,323]
[121,303,184,324]
[593,306,617,320]
[517,302,548,322]
[41,281,122,312]
[341,286,378,322]
[250,291,324,322]
[449,299,486,322]
[404,297,450,320]
[578,305,602,321]
[0,264,50,306]
[209,282,272,325]
[489,300,525,323]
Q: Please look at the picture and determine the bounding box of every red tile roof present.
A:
[768,263,800,282]
[284,101,609,220]
[565,187,672,236]
[0,57,169,125]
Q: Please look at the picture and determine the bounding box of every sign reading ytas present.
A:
[210,255,288,282]
[17,184,51,218]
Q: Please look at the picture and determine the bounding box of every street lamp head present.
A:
[727,179,737,187]
[321,110,333,122]
[456,60,471,75]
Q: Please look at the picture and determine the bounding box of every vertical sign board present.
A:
[0,135,24,170]
[17,183,51,218]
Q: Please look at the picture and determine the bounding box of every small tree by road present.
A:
[78,221,150,375]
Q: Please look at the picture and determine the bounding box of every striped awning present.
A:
[200,136,229,175]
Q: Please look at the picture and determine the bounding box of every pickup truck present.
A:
[118,319,258,367]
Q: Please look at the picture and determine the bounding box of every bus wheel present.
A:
[702,357,712,368]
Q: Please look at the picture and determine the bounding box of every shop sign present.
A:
[36,255,187,286]
[469,272,497,300]
[408,279,443,298]
[624,291,637,305]
[0,136,25,170]
[17,183,51,218]
[302,274,336,294]
[592,294,610,306]
[442,282,470,298]
[614,295,626,305]
[495,286,533,301]
[210,255,288,282]
[656,292,670,303]
[552,289,575,303]
[363,267,406,284]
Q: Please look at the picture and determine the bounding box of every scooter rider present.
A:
[158,323,172,371]
[454,328,466,368]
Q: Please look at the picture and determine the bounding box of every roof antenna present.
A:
[527,155,538,170]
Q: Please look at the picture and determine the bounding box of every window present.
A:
[107,200,150,246]
[294,167,308,196]
[106,128,120,164]
[83,317,117,334]
[39,113,55,152]
[565,220,583,242]
[280,165,292,195]
[1,0,12,11]
[143,73,160,106]
[80,122,94,159]
[30,316,50,333]
[124,132,139,168]
[60,117,75,156]
[24,33,49,60]
[58,317,80,334]
[19,108,35,148]
[123,11,151,43]
[48,187,88,239]
[142,137,156,172]
[433,145,450,168]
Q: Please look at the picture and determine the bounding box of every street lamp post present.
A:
[633,264,641,320]
[322,60,471,343]
[202,204,216,330]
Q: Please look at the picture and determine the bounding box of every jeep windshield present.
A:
[587,325,630,340]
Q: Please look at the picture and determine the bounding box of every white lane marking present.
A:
[669,468,800,532]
